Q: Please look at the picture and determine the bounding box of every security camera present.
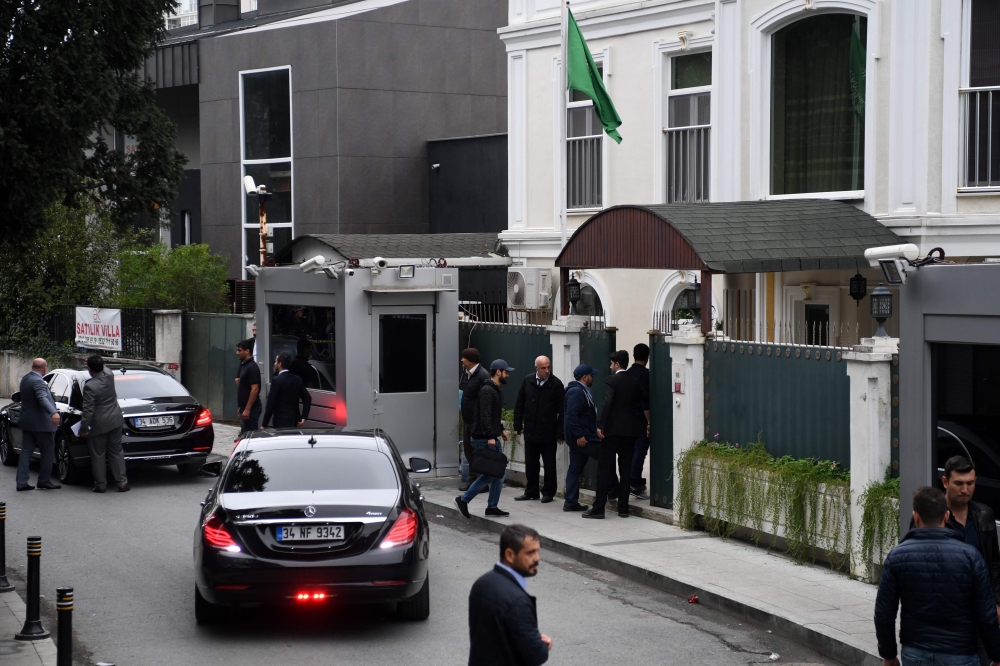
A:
[244,175,257,196]
[245,264,260,277]
[373,257,388,269]
[299,255,326,273]
[864,244,919,266]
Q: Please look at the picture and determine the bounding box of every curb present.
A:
[426,497,880,666]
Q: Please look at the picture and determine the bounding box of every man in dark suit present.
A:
[513,356,565,503]
[459,348,490,491]
[15,358,61,491]
[468,524,551,666]
[626,343,651,500]
[584,350,644,519]
[261,352,311,429]
[79,355,128,493]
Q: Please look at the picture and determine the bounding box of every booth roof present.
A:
[274,233,503,263]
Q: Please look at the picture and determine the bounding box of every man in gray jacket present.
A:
[15,358,61,491]
[80,356,129,493]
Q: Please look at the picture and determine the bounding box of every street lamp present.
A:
[243,175,273,271]
[566,272,581,315]
[870,282,892,338]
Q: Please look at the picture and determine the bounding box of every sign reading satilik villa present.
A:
[75,307,122,351]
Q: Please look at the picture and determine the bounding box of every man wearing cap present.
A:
[456,360,513,518]
[562,364,617,512]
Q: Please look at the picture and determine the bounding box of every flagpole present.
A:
[559,1,569,250]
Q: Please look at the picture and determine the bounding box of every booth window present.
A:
[378,314,427,393]
[770,14,867,195]
[269,305,335,392]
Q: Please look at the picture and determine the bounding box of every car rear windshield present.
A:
[111,373,189,400]
[222,449,398,493]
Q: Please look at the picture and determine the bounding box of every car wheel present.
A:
[195,586,222,625]
[396,575,429,621]
[178,462,203,476]
[0,423,16,467]
[55,435,81,485]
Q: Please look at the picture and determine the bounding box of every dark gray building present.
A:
[150,0,508,278]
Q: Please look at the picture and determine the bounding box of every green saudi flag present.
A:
[567,9,622,143]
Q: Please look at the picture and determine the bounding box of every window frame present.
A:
[239,65,294,278]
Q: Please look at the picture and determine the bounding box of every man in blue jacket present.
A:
[875,486,1000,666]
[562,364,617,512]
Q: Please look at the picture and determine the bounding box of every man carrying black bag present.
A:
[456,360,513,519]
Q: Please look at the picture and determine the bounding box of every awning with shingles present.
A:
[554,200,902,273]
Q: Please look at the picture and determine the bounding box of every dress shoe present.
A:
[37,481,61,490]
[16,484,34,491]
[582,508,605,519]
[455,496,471,519]
[540,496,554,504]
[92,487,106,494]
[618,512,630,518]
[118,484,131,493]
[563,503,588,512]
[485,507,510,517]
[514,493,539,501]
[458,482,471,492]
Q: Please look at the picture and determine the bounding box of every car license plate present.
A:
[134,415,175,428]
[276,525,344,542]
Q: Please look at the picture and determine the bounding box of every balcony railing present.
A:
[567,136,602,209]
[664,125,710,203]
[960,87,1000,189]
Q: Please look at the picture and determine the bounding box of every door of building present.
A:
[371,306,435,467]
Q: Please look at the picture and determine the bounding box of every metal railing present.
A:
[567,136,602,209]
[960,87,1000,189]
[664,126,710,203]
[51,305,157,360]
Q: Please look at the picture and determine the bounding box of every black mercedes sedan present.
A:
[192,428,431,623]
[0,364,214,483]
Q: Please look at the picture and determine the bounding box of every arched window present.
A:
[770,13,867,195]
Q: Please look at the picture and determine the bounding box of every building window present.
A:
[665,52,711,203]
[241,67,293,274]
[770,14,867,195]
[567,64,603,209]
[961,0,1000,188]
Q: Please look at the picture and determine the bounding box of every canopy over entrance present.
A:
[554,200,901,332]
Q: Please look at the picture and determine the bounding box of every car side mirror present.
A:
[408,457,432,474]
[10,392,19,403]
[199,461,222,478]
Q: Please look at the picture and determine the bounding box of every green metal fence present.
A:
[182,313,252,422]
[704,340,851,465]
[578,326,616,490]
[648,333,673,508]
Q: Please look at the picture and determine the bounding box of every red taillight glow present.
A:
[295,592,327,602]
[379,509,418,549]
[203,512,240,552]
[195,408,212,427]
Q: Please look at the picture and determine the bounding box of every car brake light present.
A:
[203,512,240,552]
[379,509,418,549]
[195,408,212,427]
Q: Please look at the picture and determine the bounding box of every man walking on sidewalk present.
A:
[626,343,651,500]
[456,360,512,518]
[80,355,129,493]
[235,338,262,432]
[876,486,1000,666]
[585,350,643,519]
[15,358,61,491]
[460,348,490,492]
[513,356,565,504]
[468,524,551,666]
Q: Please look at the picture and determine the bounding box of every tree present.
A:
[0,0,186,238]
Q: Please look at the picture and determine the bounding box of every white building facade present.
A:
[499,0,1000,353]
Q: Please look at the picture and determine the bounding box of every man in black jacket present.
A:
[585,350,644,519]
[460,348,491,491]
[875,486,1000,666]
[468,524,551,666]
[261,352,312,429]
[456,360,512,518]
[513,356,565,503]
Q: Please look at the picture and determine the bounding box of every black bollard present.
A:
[0,503,12,593]
[15,536,49,640]
[56,587,72,665]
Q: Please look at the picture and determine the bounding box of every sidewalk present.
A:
[0,589,56,666]
[422,478,882,666]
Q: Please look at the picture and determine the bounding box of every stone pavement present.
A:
[0,589,56,666]
[422,478,884,666]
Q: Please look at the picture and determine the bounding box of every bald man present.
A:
[15,358,61,491]
[513,356,565,502]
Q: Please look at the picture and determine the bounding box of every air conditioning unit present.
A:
[506,268,551,310]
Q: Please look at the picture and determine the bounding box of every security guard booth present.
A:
[900,262,1000,535]
[254,260,460,476]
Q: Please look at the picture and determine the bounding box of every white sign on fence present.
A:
[75,307,122,351]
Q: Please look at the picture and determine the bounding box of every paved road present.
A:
[1,438,837,665]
